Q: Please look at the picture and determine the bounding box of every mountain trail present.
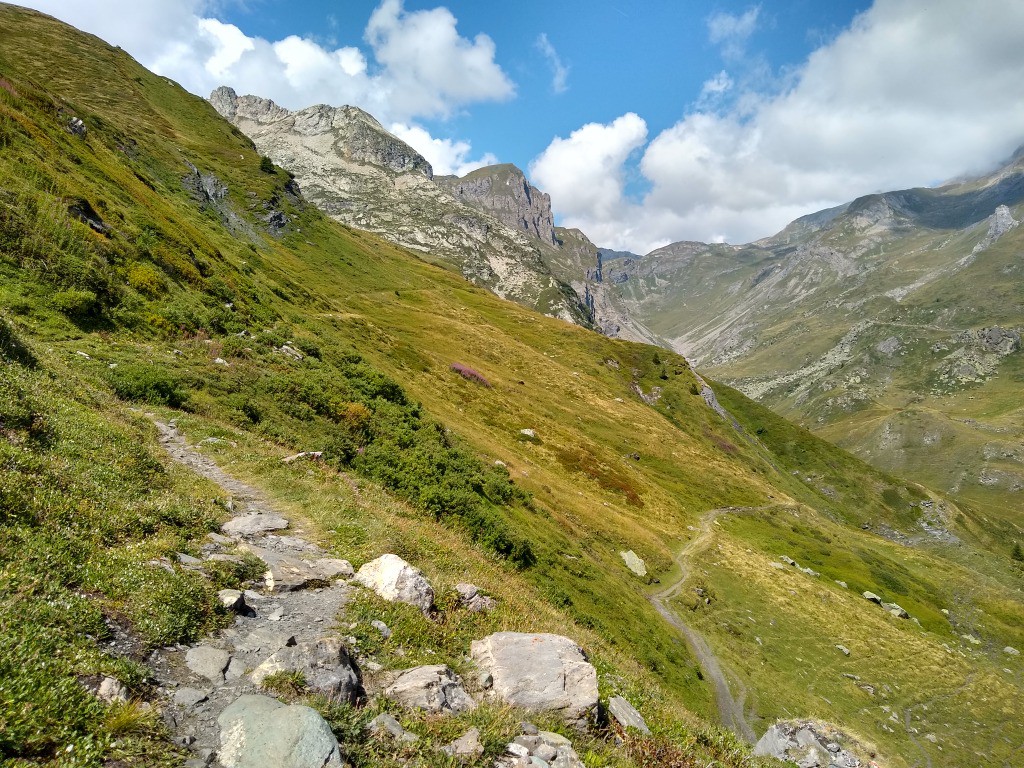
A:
[650,506,773,743]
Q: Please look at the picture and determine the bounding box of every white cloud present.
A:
[389,122,498,177]
[531,0,1024,252]
[21,0,512,124]
[536,33,569,94]
[707,6,760,59]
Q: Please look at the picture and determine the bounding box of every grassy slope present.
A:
[0,6,1022,767]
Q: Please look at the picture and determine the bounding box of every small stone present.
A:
[97,676,127,703]
[218,589,246,612]
[835,580,848,588]
[214,357,229,366]
[478,672,494,689]
[507,743,531,758]
[1004,646,1020,656]
[769,562,785,570]
[185,646,231,685]
[441,727,484,760]
[384,665,475,714]
[836,645,851,656]
[177,553,204,566]
[174,687,210,708]
[519,429,537,438]
[225,657,247,681]
[370,620,392,639]
[862,591,882,604]
[367,713,418,743]
[607,695,651,734]
[521,722,539,735]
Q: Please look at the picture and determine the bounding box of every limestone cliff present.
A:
[436,164,556,246]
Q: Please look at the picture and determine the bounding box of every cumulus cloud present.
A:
[536,33,569,94]
[531,0,1024,252]
[389,123,498,176]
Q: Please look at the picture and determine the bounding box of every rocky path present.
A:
[149,418,361,766]
[650,506,764,743]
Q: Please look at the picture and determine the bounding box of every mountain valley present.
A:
[0,5,1022,768]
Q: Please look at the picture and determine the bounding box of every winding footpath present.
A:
[649,506,765,743]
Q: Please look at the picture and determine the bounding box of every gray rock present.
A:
[174,687,210,708]
[217,694,343,768]
[1004,646,1020,656]
[618,550,648,579]
[251,637,361,703]
[239,543,342,592]
[234,627,296,653]
[177,552,204,566]
[781,556,797,566]
[222,513,289,537]
[370,620,391,639]
[441,727,484,760]
[836,645,851,656]
[186,646,231,685]
[354,554,434,613]
[313,558,354,579]
[862,591,882,604]
[384,664,476,714]
[455,582,497,612]
[470,632,599,720]
[882,602,909,619]
[367,712,418,743]
[607,695,651,734]
[753,724,793,759]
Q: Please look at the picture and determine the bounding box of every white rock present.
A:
[470,632,598,720]
[354,554,434,613]
[384,665,476,714]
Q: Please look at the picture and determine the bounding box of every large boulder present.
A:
[383,665,476,714]
[354,554,434,613]
[251,637,362,703]
[470,632,598,720]
[217,695,344,768]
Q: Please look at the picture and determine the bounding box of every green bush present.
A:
[259,155,275,173]
[109,363,190,408]
[51,288,98,318]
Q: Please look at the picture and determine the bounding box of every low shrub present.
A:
[451,362,491,387]
[109,363,190,408]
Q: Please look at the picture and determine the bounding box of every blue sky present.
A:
[22,1,1024,251]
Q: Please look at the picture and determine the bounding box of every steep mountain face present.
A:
[210,87,590,325]
[436,163,557,246]
[598,154,1024,537]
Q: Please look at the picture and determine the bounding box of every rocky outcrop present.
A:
[209,87,591,326]
[470,632,599,720]
[754,720,872,768]
[382,665,476,714]
[436,164,556,246]
[496,724,587,768]
[217,695,344,768]
[250,637,362,703]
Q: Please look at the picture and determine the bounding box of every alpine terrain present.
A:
[0,6,1021,768]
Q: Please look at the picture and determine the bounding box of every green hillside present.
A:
[1,6,1022,767]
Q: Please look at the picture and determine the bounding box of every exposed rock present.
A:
[174,687,210,709]
[470,632,599,720]
[862,591,882,604]
[436,164,557,246]
[754,720,867,768]
[234,627,296,654]
[882,602,910,619]
[836,645,851,657]
[222,513,289,537]
[250,637,362,703]
[619,550,648,579]
[97,676,127,703]
[383,665,475,715]
[186,646,231,685]
[454,582,496,612]
[217,589,247,612]
[1004,646,1020,656]
[608,695,651,734]
[370,619,392,639]
[494,725,586,768]
[367,712,418,743]
[217,695,343,768]
[239,543,345,592]
[440,727,484,761]
[354,554,434,613]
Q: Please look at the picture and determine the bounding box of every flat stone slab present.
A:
[185,645,231,685]
[608,695,651,734]
[222,513,289,537]
[239,544,344,592]
[470,632,598,719]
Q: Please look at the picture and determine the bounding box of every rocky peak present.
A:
[208,87,432,178]
[436,163,557,246]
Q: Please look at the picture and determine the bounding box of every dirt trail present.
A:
[650,506,768,743]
